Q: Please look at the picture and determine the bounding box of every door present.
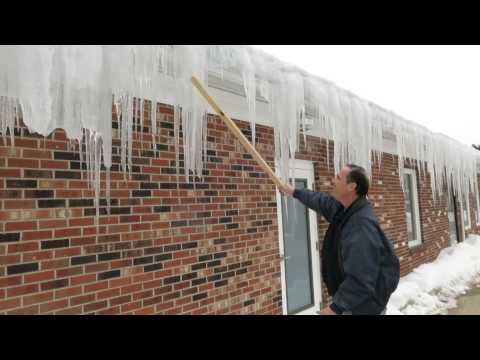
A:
[276,160,321,315]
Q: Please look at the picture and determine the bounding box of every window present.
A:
[462,193,471,230]
[403,168,422,247]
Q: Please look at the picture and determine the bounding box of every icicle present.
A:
[139,98,144,154]
[127,95,133,179]
[78,137,83,182]
[94,133,101,225]
[202,111,208,181]
[174,105,181,179]
[120,94,128,177]
[151,100,157,153]
[84,128,90,189]
[106,167,111,216]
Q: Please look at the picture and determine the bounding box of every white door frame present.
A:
[275,159,321,315]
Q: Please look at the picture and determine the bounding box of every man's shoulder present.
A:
[345,207,381,234]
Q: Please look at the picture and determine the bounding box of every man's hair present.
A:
[345,164,369,196]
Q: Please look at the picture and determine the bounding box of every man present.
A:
[279,164,400,315]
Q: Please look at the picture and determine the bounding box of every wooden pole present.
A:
[191,76,286,189]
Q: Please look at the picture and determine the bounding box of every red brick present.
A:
[13,138,38,148]
[83,300,108,313]
[0,297,21,311]
[8,304,39,315]
[121,301,142,313]
[41,258,70,270]
[109,276,131,288]
[97,306,120,315]
[68,217,95,227]
[109,295,132,307]
[0,211,21,221]
[39,219,68,229]
[0,169,21,178]
[23,291,54,306]
[68,181,89,189]
[151,159,169,166]
[39,299,68,313]
[8,158,39,168]
[53,131,67,141]
[44,140,67,150]
[0,275,22,287]
[0,254,21,265]
[155,301,174,312]
[143,279,163,290]
[55,305,83,315]
[23,250,54,262]
[31,210,54,219]
[110,259,131,269]
[54,228,81,238]
[4,200,38,210]
[132,223,151,231]
[8,242,39,253]
[133,290,153,301]
[22,230,53,241]
[83,281,108,294]
[121,283,142,295]
[0,147,21,157]
[107,224,129,233]
[39,180,67,189]
[40,160,69,169]
[134,306,155,315]
[71,274,97,286]
[54,247,82,258]
[70,293,96,306]
[55,286,83,299]
[84,262,109,273]
[56,267,83,278]
[23,149,51,159]
[7,283,39,297]
[24,270,55,284]
[5,221,37,231]
[97,288,121,300]
[70,236,96,246]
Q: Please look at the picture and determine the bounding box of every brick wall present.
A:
[0,103,281,314]
[1,101,479,314]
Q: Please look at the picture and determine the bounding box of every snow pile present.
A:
[387,234,480,315]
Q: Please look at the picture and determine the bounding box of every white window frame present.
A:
[461,193,471,231]
[403,168,422,248]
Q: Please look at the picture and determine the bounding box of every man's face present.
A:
[332,166,356,201]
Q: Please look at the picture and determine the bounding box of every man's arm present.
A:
[291,189,342,223]
[331,219,381,312]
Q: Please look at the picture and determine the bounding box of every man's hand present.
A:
[318,306,337,315]
[278,183,295,197]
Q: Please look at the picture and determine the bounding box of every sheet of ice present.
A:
[1,45,479,218]
[386,234,480,315]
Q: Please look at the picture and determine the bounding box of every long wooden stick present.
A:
[191,76,286,189]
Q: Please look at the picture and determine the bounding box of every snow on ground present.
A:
[386,234,480,315]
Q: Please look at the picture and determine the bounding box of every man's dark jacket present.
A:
[293,189,400,314]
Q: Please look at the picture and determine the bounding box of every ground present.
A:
[447,284,480,315]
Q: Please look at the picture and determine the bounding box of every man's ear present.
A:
[348,182,357,193]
